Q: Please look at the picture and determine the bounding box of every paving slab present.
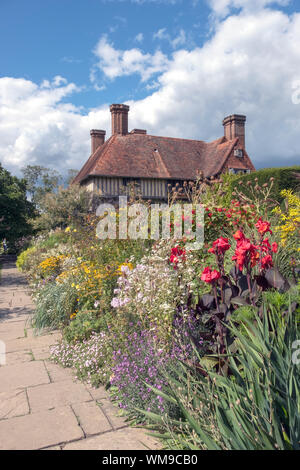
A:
[97,398,128,430]
[85,384,109,400]
[0,406,84,450]
[44,361,75,383]
[4,349,34,366]
[0,389,30,420]
[27,379,93,413]
[72,401,113,436]
[43,445,62,450]
[0,323,27,341]
[5,332,61,353]
[31,347,53,361]
[0,360,50,392]
[63,427,162,450]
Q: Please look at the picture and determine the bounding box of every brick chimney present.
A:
[110,104,130,135]
[223,114,246,148]
[90,129,106,154]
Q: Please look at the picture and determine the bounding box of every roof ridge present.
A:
[142,134,224,145]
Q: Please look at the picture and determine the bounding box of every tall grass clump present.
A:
[31,282,78,332]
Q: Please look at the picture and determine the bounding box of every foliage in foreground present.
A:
[142,293,300,450]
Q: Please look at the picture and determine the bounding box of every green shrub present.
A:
[62,310,108,343]
[16,246,37,272]
[39,231,69,250]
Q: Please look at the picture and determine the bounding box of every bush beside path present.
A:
[0,258,161,450]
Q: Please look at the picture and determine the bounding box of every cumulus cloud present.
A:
[92,34,169,82]
[0,77,110,175]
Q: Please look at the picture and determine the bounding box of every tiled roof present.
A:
[73,133,255,184]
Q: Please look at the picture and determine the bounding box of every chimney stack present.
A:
[90,129,106,154]
[223,114,246,148]
[110,104,130,135]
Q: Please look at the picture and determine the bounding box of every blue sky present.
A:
[1,0,300,175]
[0,0,212,106]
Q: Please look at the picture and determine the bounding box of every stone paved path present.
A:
[0,257,161,450]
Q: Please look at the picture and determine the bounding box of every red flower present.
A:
[212,237,231,254]
[255,218,272,235]
[261,254,273,270]
[201,267,221,284]
[232,252,246,271]
[233,230,245,242]
[271,242,278,253]
[262,238,271,252]
[170,246,186,267]
[232,237,259,270]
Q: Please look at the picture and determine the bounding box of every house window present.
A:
[229,168,251,175]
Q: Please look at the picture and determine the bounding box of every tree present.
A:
[22,165,62,208]
[0,163,35,250]
[33,183,95,231]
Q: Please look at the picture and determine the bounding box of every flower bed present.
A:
[17,178,300,449]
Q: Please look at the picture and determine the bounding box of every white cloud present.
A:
[153,28,169,41]
[153,27,187,49]
[135,33,144,43]
[0,77,110,175]
[208,0,291,17]
[92,34,169,82]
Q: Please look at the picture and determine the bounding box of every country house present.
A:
[73,104,255,200]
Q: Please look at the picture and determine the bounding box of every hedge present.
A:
[230,166,300,202]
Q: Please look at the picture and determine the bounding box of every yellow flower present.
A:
[65,227,71,233]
